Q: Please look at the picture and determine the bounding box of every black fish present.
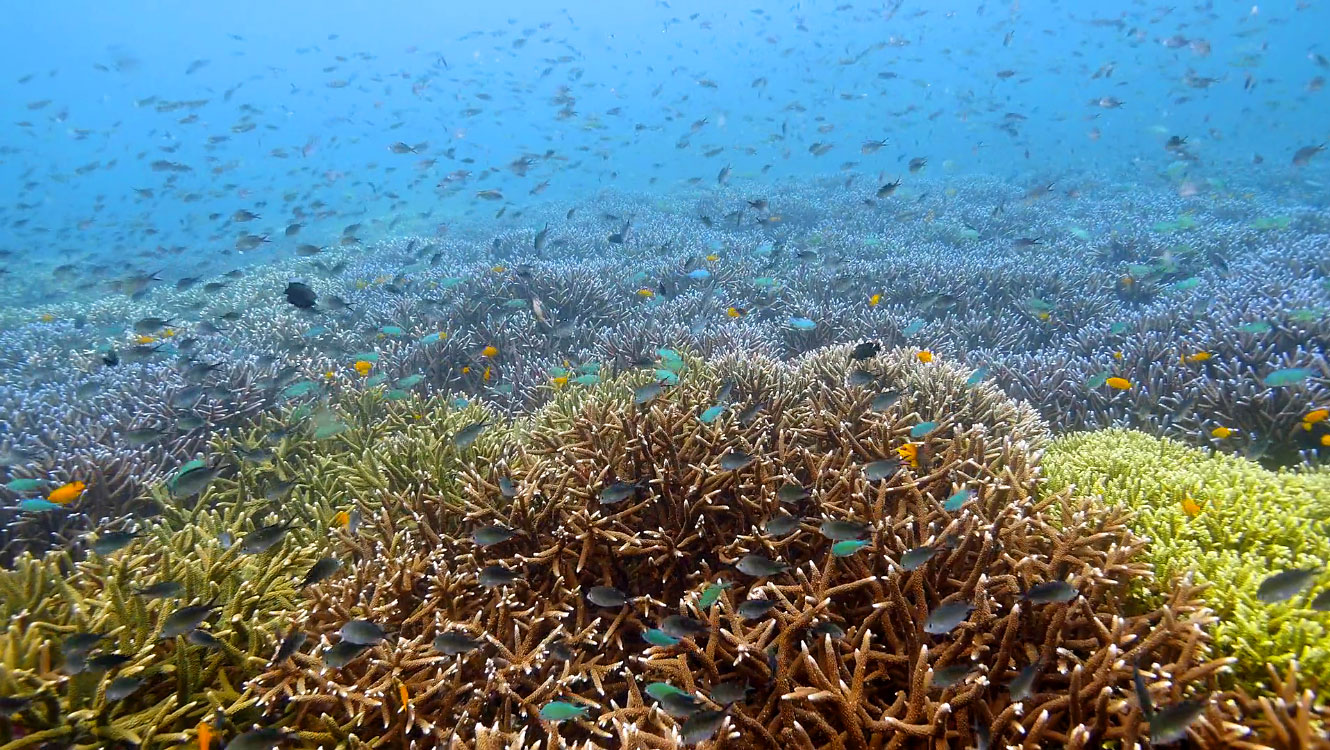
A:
[1150,700,1209,744]
[300,557,342,587]
[599,481,640,505]
[433,631,483,655]
[161,602,218,639]
[776,483,809,503]
[1255,567,1321,603]
[340,619,386,645]
[661,615,707,638]
[931,662,973,688]
[735,554,789,577]
[924,600,972,635]
[737,599,777,620]
[472,524,515,547]
[1023,580,1078,604]
[90,530,136,555]
[273,629,306,664]
[478,564,521,587]
[322,641,371,668]
[240,522,293,555]
[106,676,144,700]
[187,629,224,649]
[135,580,184,599]
[819,519,869,541]
[850,341,880,361]
[709,680,751,706]
[587,585,629,607]
[284,281,317,309]
[681,710,727,744]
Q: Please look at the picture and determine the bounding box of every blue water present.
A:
[2,0,1326,295]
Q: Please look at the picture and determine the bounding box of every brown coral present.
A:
[247,347,1252,748]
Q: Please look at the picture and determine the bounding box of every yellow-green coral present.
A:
[1043,428,1330,694]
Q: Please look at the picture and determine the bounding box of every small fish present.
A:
[719,451,755,470]
[737,599,777,620]
[777,483,810,503]
[634,382,665,404]
[48,481,86,505]
[240,522,293,555]
[1255,567,1321,603]
[84,652,132,672]
[709,680,751,706]
[1008,661,1040,700]
[1150,700,1210,744]
[850,341,880,361]
[225,727,296,750]
[863,459,902,481]
[788,316,817,330]
[587,585,630,607]
[539,701,589,722]
[161,603,218,639]
[661,614,708,638]
[478,564,521,587]
[810,621,845,640]
[472,524,515,547]
[1023,580,1078,604]
[340,619,387,645]
[135,581,184,599]
[273,629,306,664]
[909,421,938,438]
[901,545,941,571]
[763,513,801,537]
[322,641,371,668]
[90,530,137,555]
[300,557,342,587]
[106,676,144,701]
[284,281,317,309]
[187,629,224,649]
[871,391,901,411]
[924,600,973,634]
[599,481,640,505]
[434,631,484,655]
[832,539,870,557]
[943,488,973,511]
[1263,368,1313,387]
[931,662,974,688]
[1105,376,1132,390]
[735,554,789,577]
[453,421,489,449]
[698,581,731,609]
[819,519,869,541]
[681,710,727,744]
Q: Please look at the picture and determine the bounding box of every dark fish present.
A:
[273,629,306,664]
[106,676,144,700]
[709,680,750,706]
[847,369,876,387]
[161,603,218,639]
[453,421,488,449]
[340,619,386,645]
[681,710,727,744]
[284,282,317,309]
[300,557,342,587]
[135,580,184,599]
[1256,567,1321,603]
[718,451,754,471]
[1310,589,1330,611]
[661,615,707,639]
[1008,661,1040,701]
[85,653,132,671]
[763,513,801,537]
[433,631,483,655]
[735,554,789,577]
[498,475,518,497]
[90,530,137,555]
[871,391,902,411]
[657,691,701,717]
[240,522,293,555]
[863,459,902,481]
[931,662,973,688]
[810,621,845,640]
[171,465,221,497]
[472,524,515,547]
[924,600,972,634]
[0,696,32,716]
[599,481,640,505]
[478,564,521,587]
[187,629,224,649]
[634,382,664,404]
[901,545,941,571]
[322,641,371,668]
[737,599,777,620]
[819,519,869,541]
[63,632,106,655]
[1023,580,1078,604]
[587,585,629,608]
[776,483,809,503]
[850,341,880,361]
[1150,700,1209,744]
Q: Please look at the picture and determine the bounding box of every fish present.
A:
[478,564,521,587]
[735,554,790,577]
[931,662,974,688]
[709,680,751,706]
[871,391,902,411]
[539,701,588,722]
[135,581,184,599]
[434,631,484,655]
[634,382,665,404]
[587,585,630,607]
[1255,567,1321,603]
[106,676,144,700]
[1105,376,1132,390]
[819,519,869,541]
[322,641,371,668]
[901,545,941,571]
[225,728,296,750]
[340,619,387,645]
[681,710,727,744]
[599,481,640,505]
[240,522,293,555]
[1009,661,1041,700]
[924,600,973,634]
[472,524,515,547]
[863,458,902,481]
[161,602,218,638]
[90,530,137,555]
[763,513,801,537]
[284,282,318,309]
[453,421,489,449]
[273,629,306,664]
[660,615,708,638]
[719,451,755,470]
[850,341,880,361]
[48,481,86,505]
[737,599,777,620]
[1292,144,1325,167]
[832,539,870,557]
[187,629,224,649]
[300,557,342,587]
[1023,580,1078,604]
[777,483,810,503]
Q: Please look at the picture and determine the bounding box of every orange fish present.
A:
[196,719,214,750]
[482,366,492,382]
[1181,496,1202,517]
[1105,377,1132,390]
[398,682,411,707]
[1184,351,1212,363]
[726,307,746,318]
[48,481,86,505]
[868,293,882,307]
[636,288,656,298]
[353,360,373,377]
[915,350,934,364]
[896,443,920,468]
[332,510,350,528]
[481,345,499,358]
[1304,408,1328,426]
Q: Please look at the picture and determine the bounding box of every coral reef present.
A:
[1043,428,1330,695]
[246,347,1248,748]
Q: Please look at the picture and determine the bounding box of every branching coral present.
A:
[245,346,1245,749]
[1044,429,1330,696]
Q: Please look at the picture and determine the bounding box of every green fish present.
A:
[831,539,870,557]
[538,701,589,722]
[698,581,731,609]
[1262,368,1313,387]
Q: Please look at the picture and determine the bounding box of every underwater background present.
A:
[1,1,1329,748]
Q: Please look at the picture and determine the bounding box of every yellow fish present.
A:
[353,360,373,377]
[551,374,569,388]
[915,350,934,364]
[38,313,55,323]
[324,370,336,380]
[636,288,656,298]
[1181,496,1202,517]
[896,443,920,468]
[1304,408,1328,425]
[1184,351,1212,363]
[136,334,158,345]
[461,366,471,375]
[491,265,506,273]
[726,307,746,318]
[868,293,882,307]
[1105,377,1132,390]
[1210,426,1234,439]
[49,481,86,505]
[481,345,499,358]
[332,510,350,528]
[482,366,492,382]
[705,253,720,262]
[398,683,411,707]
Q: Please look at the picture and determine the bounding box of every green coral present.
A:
[1043,428,1330,694]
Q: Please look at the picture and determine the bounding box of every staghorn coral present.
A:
[1043,428,1330,697]
[247,346,1246,749]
